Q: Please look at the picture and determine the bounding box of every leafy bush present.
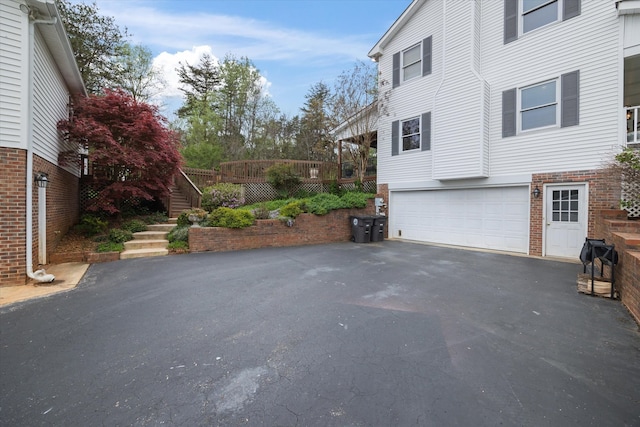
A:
[328,180,343,196]
[96,242,124,252]
[340,191,373,209]
[168,241,189,251]
[610,148,640,212]
[142,212,168,224]
[168,226,189,243]
[251,203,271,219]
[121,219,147,233]
[266,163,302,198]
[176,212,190,227]
[108,228,133,243]
[240,198,297,212]
[207,207,255,228]
[75,214,108,237]
[279,201,306,218]
[305,193,346,215]
[201,183,245,211]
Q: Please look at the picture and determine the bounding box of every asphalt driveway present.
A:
[1,241,639,426]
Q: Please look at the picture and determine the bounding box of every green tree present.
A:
[112,43,163,102]
[298,82,335,161]
[56,0,129,94]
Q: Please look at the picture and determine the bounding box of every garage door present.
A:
[390,187,529,253]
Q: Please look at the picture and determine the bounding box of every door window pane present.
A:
[551,189,579,223]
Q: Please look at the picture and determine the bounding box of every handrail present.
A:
[176,168,202,208]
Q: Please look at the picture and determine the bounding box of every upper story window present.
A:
[391,112,431,155]
[392,36,432,88]
[402,44,422,82]
[520,79,557,131]
[502,71,579,137]
[522,0,559,33]
[504,0,580,44]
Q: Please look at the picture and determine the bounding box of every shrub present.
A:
[75,214,108,237]
[176,212,190,227]
[168,241,189,251]
[168,226,189,243]
[142,212,168,224]
[340,191,373,209]
[252,203,271,219]
[609,148,640,213]
[121,219,147,233]
[279,201,306,218]
[207,207,255,228]
[108,228,133,243]
[266,163,302,198]
[201,183,245,211]
[305,193,346,215]
[97,242,124,252]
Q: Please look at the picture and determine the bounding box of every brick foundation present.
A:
[189,201,377,253]
[530,169,620,256]
[0,148,80,286]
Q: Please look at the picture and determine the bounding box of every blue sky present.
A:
[88,0,411,118]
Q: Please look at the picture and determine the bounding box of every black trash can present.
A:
[370,216,387,242]
[350,215,374,243]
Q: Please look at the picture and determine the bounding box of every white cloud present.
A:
[152,46,219,99]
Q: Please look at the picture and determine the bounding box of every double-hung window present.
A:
[504,0,580,44]
[522,0,559,33]
[502,71,579,137]
[520,79,557,131]
[392,36,432,88]
[391,112,431,155]
[402,44,422,82]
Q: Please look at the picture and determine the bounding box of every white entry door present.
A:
[544,184,587,258]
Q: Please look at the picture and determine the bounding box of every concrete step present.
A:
[168,218,178,224]
[147,223,176,232]
[120,248,169,259]
[124,239,169,250]
[134,231,169,240]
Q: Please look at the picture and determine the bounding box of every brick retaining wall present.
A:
[189,201,377,253]
[594,210,640,324]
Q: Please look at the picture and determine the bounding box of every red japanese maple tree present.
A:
[58,89,182,214]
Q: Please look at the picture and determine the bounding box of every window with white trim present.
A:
[402,44,421,82]
[401,117,421,151]
[520,79,557,131]
[504,0,580,44]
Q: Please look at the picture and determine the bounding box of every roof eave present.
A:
[368,0,427,60]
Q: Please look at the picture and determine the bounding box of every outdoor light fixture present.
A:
[532,186,540,198]
[35,172,50,189]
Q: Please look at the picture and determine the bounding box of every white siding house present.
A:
[370,0,639,258]
[0,0,85,285]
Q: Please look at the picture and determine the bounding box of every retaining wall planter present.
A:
[189,202,377,253]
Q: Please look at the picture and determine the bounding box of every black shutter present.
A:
[422,36,432,77]
[502,88,517,137]
[392,120,399,156]
[504,0,518,44]
[392,52,400,88]
[563,0,581,20]
[421,112,431,151]
[561,71,579,128]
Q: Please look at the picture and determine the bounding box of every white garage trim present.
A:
[390,186,530,253]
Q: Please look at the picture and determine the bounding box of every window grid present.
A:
[552,189,579,223]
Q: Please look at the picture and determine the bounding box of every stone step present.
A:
[124,239,169,250]
[120,248,169,259]
[168,218,178,224]
[134,231,169,240]
[147,223,176,232]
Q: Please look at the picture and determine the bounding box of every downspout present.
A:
[24,11,57,283]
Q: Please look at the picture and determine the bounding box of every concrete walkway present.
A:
[0,262,89,307]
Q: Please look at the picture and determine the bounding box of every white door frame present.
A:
[542,182,589,257]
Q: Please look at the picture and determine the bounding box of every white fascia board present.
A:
[368,0,426,59]
[388,174,534,191]
[617,0,640,14]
